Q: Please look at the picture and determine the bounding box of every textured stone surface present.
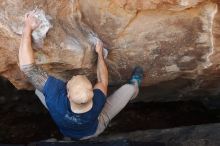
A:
[94,123,220,146]
[0,0,220,101]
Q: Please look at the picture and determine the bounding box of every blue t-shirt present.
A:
[42,76,106,139]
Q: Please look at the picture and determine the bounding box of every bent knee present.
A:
[121,84,138,92]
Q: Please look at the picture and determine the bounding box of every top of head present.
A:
[66,75,93,104]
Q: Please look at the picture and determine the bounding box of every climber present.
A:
[18,11,144,140]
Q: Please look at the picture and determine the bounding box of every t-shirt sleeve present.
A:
[43,76,66,100]
[93,89,106,111]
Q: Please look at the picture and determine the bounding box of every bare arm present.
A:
[19,11,40,66]
[94,41,108,96]
[19,11,48,91]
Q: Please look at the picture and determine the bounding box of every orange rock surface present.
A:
[0,0,220,100]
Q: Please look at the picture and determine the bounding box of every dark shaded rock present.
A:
[95,123,220,146]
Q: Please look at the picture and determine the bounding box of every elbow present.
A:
[19,64,24,72]
[98,78,108,88]
[102,79,108,87]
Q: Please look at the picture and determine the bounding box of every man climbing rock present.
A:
[18,11,144,140]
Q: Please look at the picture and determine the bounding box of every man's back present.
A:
[43,76,106,139]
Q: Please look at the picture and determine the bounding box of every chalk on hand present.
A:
[31,8,53,49]
[103,48,108,59]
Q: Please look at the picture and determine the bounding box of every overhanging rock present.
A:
[0,0,220,101]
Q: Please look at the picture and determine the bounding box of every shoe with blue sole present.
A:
[129,66,144,87]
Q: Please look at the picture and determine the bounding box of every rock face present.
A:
[0,0,220,101]
[95,123,220,146]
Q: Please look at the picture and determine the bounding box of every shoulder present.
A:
[93,89,106,97]
[46,76,65,85]
[43,76,66,96]
[93,89,106,103]
[92,89,106,112]
[94,83,107,96]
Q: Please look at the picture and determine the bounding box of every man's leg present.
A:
[81,83,138,140]
[99,83,138,126]
[90,66,144,138]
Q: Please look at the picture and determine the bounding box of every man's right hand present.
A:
[95,40,104,56]
[24,10,41,32]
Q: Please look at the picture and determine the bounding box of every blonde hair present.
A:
[67,75,93,104]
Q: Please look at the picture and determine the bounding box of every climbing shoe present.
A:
[129,66,144,87]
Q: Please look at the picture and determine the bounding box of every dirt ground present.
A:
[1,77,220,144]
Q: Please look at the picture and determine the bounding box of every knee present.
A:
[121,84,138,92]
[123,84,139,101]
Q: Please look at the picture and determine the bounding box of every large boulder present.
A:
[0,0,220,101]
